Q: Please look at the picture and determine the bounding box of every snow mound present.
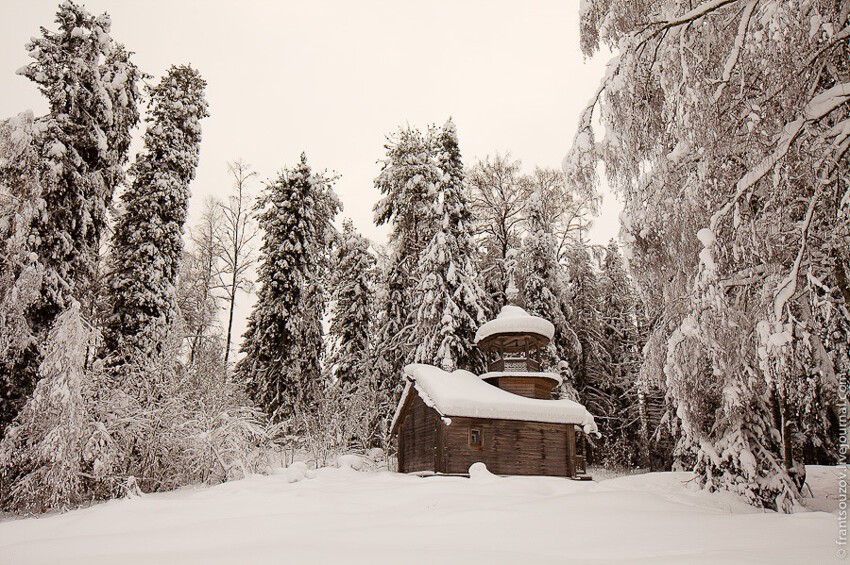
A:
[475,305,555,343]
[279,461,314,483]
[468,462,496,481]
[336,455,364,471]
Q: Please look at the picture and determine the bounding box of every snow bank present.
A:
[0,467,837,564]
[394,364,598,434]
[474,305,555,343]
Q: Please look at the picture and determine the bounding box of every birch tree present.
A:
[567,0,849,510]
[466,154,529,308]
[217,160,258,368]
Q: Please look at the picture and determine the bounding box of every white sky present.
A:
[1,0,621,350]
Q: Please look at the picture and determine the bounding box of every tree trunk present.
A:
[224,268,238,368]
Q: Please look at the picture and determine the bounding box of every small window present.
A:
[469,428,482,447]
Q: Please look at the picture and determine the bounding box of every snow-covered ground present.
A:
[0,464,840,564]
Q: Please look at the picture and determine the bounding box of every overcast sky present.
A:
[1,0,619,349]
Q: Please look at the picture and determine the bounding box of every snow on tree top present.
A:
[391,364,598,434]
[474,305,555,343]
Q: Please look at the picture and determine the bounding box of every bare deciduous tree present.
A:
[180,197,225,364]
[466,153,529,306]
[216,160,258,369]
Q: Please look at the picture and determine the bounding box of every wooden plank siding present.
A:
[487,376,555,400]
[397,392,440,473]
[397,389,579,477]
[440,417,576,476]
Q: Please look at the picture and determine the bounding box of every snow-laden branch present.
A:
[708,116,805,233]
[709,83,849,233]
[772,184,821,320]
[713,0,758,102]
[639,0,739,45]
[758,26,850,109]
[659,0,739,27]
[804,82,850,121]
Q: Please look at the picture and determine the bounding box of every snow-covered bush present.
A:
[0,303,122,513]
[103,337,273,492]
[285,378,391,468]
[0,304,275,514]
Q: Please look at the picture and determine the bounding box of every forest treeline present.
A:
[0,1,847,515]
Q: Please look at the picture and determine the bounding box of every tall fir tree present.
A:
[0,2,141,431]
[372,125,440,392]
[412,119,488,372]
[104,65,208,363]
[589,241,652,467]
[325,220,387,446]
[0,113,45,428]
[237,154,340,420]
[327,220,376,386]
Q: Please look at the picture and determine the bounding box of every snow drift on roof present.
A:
[480,371,563,384]
[474,305,555,343]
[392,364,597,435]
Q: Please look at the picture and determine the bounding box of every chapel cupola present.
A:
[473,279,562,399]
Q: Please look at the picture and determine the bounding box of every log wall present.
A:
[397,392,439,473]
[439,417,576,477]
[488,376,555,400]
[396,390,579,477]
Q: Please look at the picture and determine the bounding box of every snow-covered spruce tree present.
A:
[412,119,488,373]
[560,240,609,421]
[322,219,385,450]
[0,2,141,430]
[237,154,340,420]
[567,0,849,510]
[373,125,441,396]
[518,191,579,371]
[0,112,46,430]
[590,241,657,468]
[103,65,208,364]
[327,219,376,386]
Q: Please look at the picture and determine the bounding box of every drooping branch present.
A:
[713,0,758,102]
[638,0,739,47]
[772,184,821,320]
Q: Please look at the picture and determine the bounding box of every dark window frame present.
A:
[469,427,482,447]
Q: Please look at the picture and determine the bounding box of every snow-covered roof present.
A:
[392,364,597,435]
[474,305,555,344]
[480,371,562,384]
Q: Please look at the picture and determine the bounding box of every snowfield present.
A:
[0,464,839,564]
